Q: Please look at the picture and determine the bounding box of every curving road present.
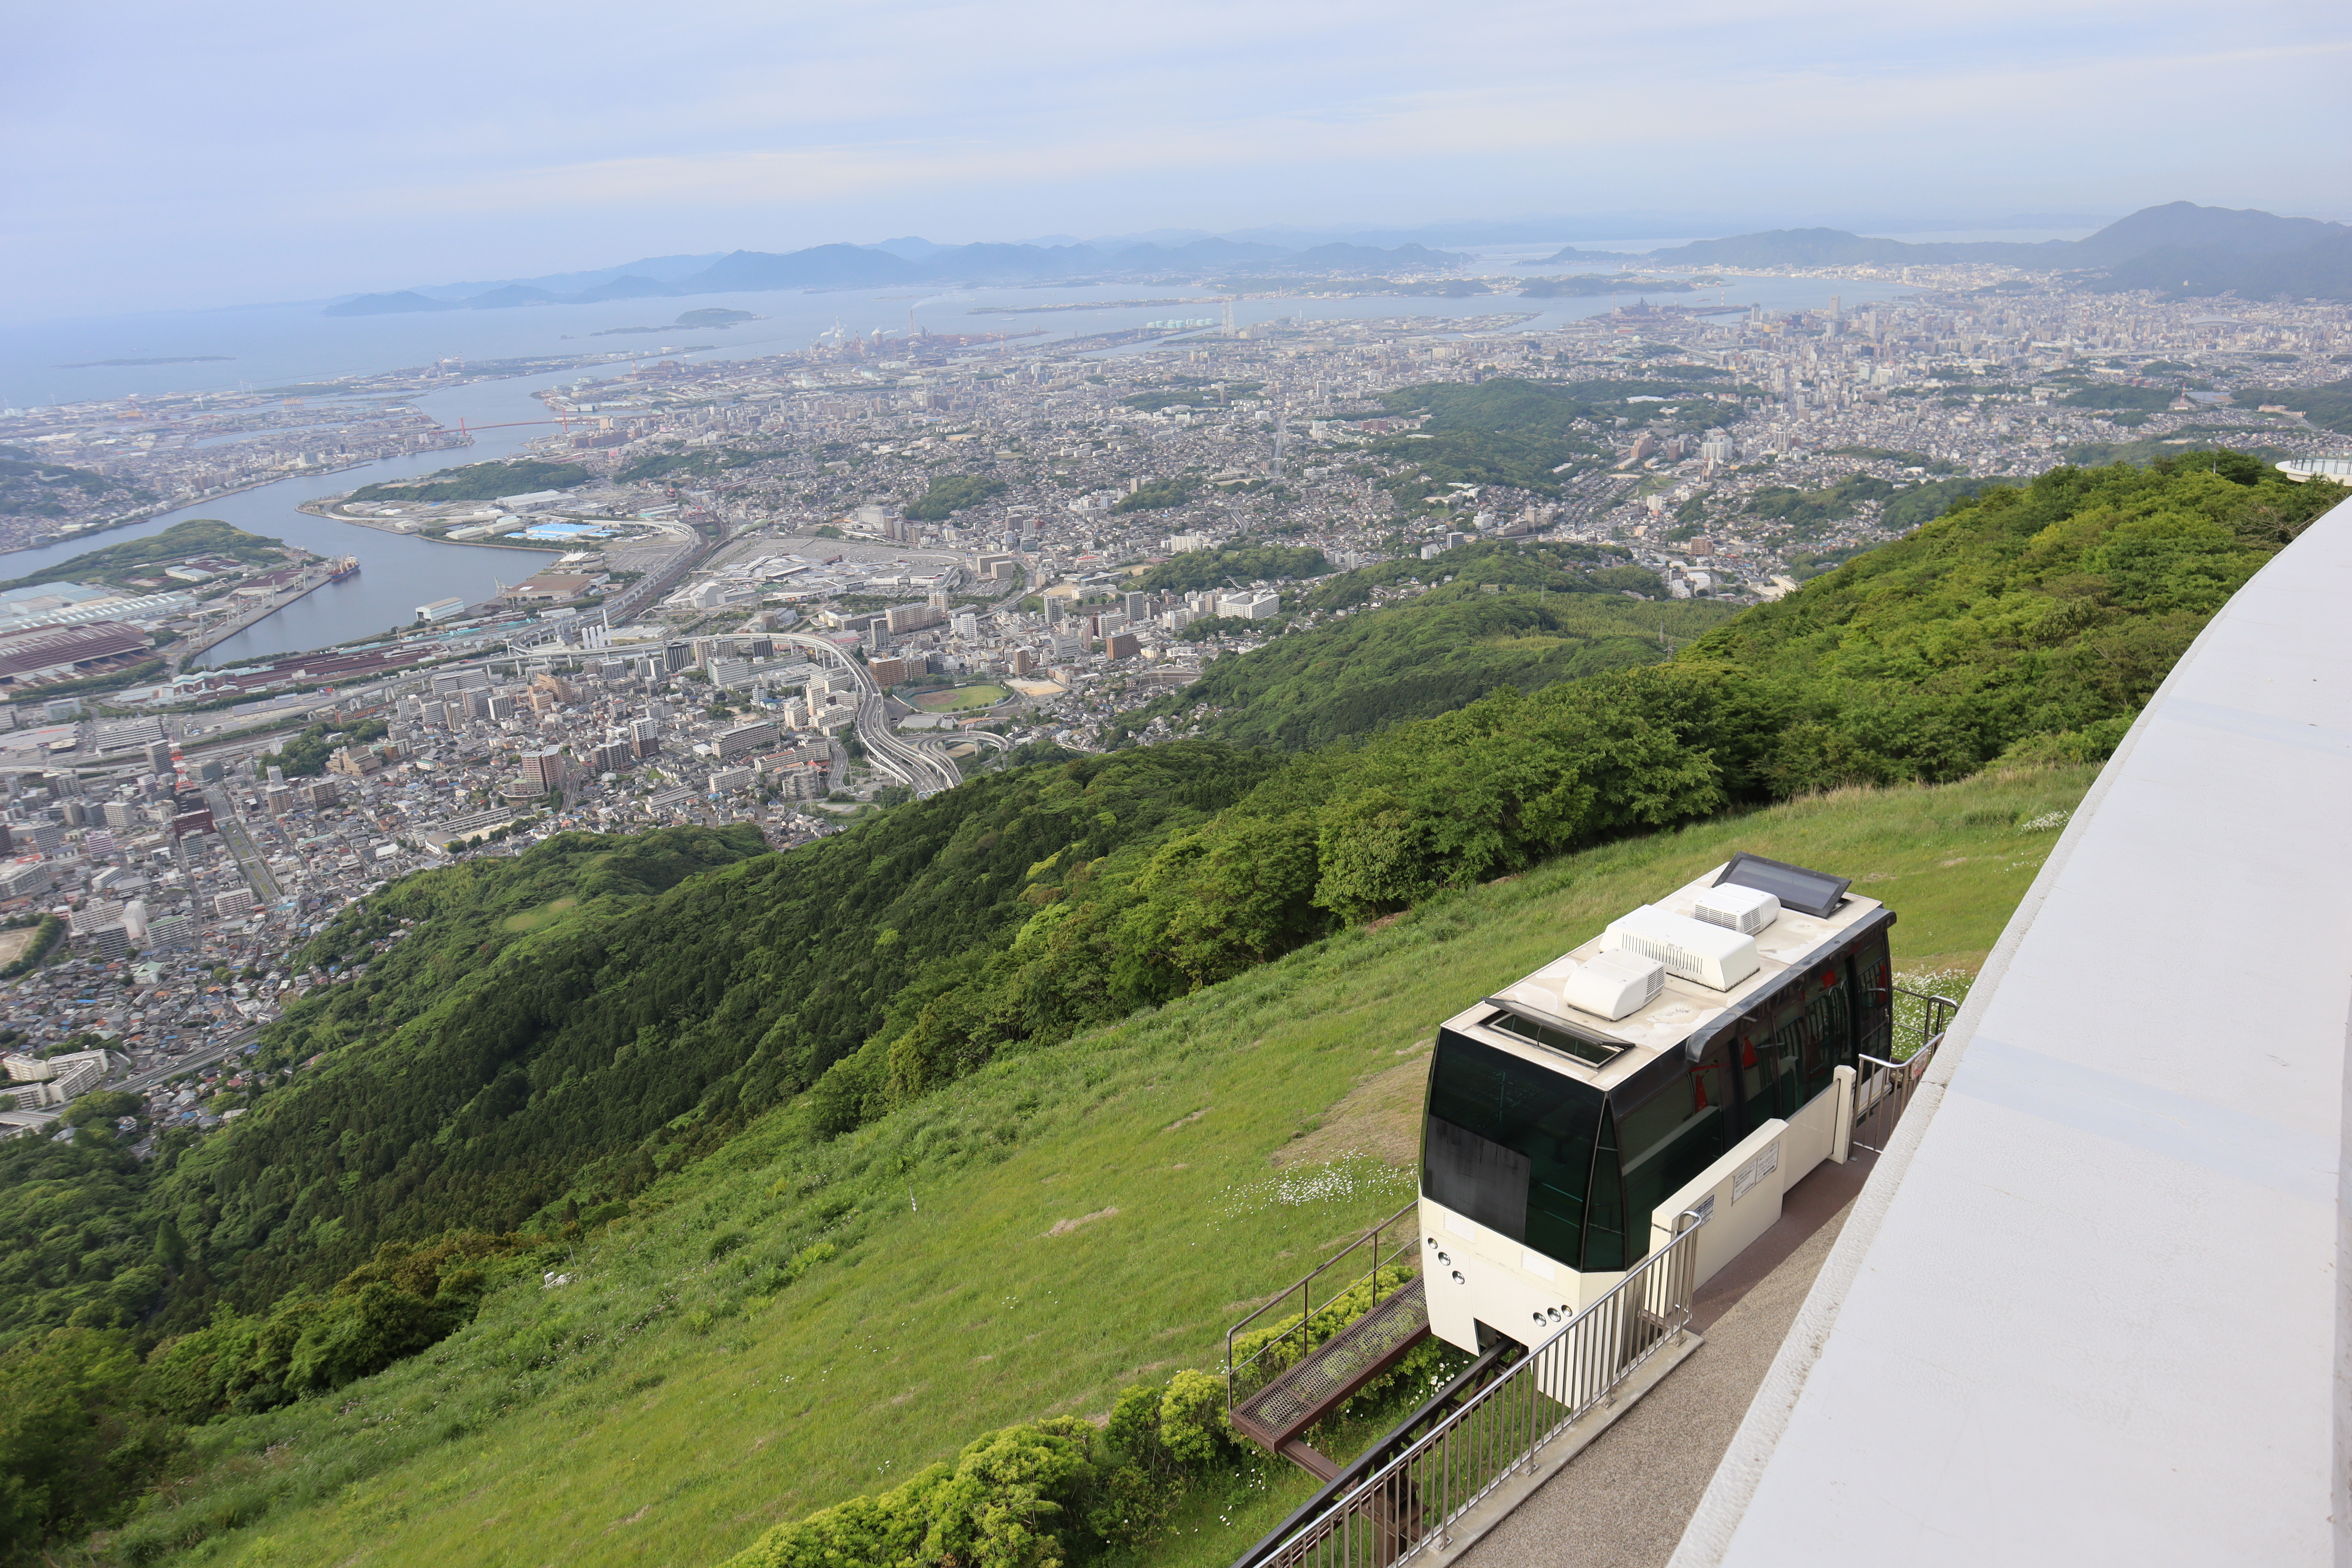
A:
[772,633,960,797]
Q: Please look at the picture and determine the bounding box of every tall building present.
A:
[716,721,780,760]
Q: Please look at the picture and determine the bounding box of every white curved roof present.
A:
[1671,494,2352,1568]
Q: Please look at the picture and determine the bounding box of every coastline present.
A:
[293,497,575,553]
[0,448,468,557]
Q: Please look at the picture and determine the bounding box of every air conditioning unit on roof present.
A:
[1693,884,1779,935]
[1559,951,1665,1020]
[1602,905,1759,991]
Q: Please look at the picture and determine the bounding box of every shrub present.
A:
[1155,1369,1231,1469]
[719,1264,1426,1567]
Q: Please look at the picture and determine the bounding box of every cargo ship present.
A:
[325,555,359,581]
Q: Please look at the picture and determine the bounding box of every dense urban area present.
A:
[4,241,2350,1156]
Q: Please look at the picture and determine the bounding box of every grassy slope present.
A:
[142,764,2095,1568]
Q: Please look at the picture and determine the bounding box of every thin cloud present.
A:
[2,0,2346,314]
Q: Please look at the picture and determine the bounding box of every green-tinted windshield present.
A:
[1424,1029,1607,1270]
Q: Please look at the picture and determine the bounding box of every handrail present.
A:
[1232,1341,1521,1568]
[1227,1199,1421,1418]
[1850,1034,1940,1156]
[1252,1212,1704,1567]
[1891,985,1961,1059]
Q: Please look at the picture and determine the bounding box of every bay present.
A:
[0,261,1920,663]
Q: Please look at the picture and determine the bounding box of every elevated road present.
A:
[204,788,282,902]
[116,1028,260,1094]
[771,632,959,797]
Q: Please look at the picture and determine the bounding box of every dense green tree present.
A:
[907,473,1005,519]
[1133,543,1329,592]
[3,453,2335,1488]
[0,1328,174,1554]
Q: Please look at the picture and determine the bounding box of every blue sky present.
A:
[4,0,2348,318]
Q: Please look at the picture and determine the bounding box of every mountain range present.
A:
[325,202,2351,316]
[320,239,1467,316]
[1534,202,2352,300]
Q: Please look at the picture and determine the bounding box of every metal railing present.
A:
[1256,1214,1704,1568]
[1228,1199,1422,1416]
[1891,984,1959,1060]
[1852,985,1955,1156]
[1852,1035,1940,1154]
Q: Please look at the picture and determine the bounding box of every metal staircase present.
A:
[1226,1201,1429,1474]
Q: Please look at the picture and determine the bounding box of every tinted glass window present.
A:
[1617,1041,1730,1241]
[1423,1117,1530,1238]
[1733,1024,1778,1138]
[1804,981,1852,1097]
[1854,942,1892,1060]
[1771,1004,1810,1111]
[1583,1110,1627,1272]
[1424,1030,1603,1267]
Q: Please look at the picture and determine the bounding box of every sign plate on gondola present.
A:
[1733,1141,1780,1203]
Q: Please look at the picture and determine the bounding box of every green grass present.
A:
[908,684,1011,712]
[120,766,2094,1568]
[498,896,580,933]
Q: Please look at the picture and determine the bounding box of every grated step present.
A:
[1233,1284,1431,1452]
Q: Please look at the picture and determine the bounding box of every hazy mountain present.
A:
[1519,202,2352,300]
[1603,228,2070,268]
[319,236,1470,314]
[323,206,2352,318]
[1291,241,1462,270]
[568,274,688,303]
[406,253,725,301]
[2098,230,2352,301]
[679,243,925,291]
[869,236,951,260]
[459,284,560,309]
[1107,237,1292,268]
[320,290,457,317]
[2067,200,2346,263]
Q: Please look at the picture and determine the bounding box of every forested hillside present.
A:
[0,827,773,1347]
[1366,374,1745,505]
[1685,450,2336,786]
[31,767,2102,1568]
[2,451,2340,1564]
[1295,535,1657,613]
[58,750,1270,1344]
[13,454,2336,1350]
[1107,544,1730,750]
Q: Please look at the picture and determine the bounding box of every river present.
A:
[0,263,1926,664]
[0,374,570,665]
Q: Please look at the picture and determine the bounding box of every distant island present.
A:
[52,356,235,367]
[321,240,1471,315]
[592,307,763,336]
